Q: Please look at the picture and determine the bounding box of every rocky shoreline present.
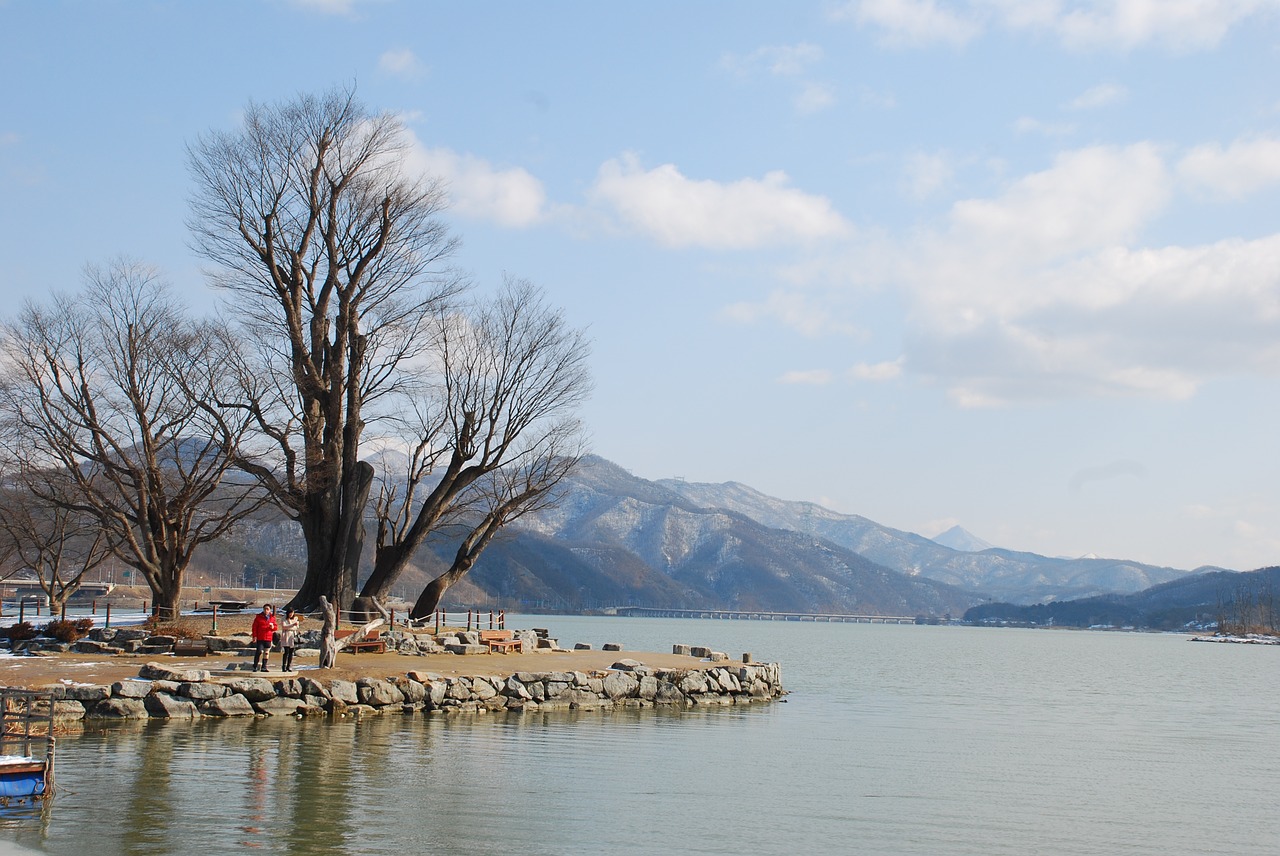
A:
[28,657,784,721]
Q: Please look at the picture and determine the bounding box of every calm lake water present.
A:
[2,617,1277,855]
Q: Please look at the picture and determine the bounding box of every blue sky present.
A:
[3,0,1280,572]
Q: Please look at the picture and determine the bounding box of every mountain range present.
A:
[200,454,1232,618]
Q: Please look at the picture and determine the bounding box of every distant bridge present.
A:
[612,606,922,624]
[1,579,115,601]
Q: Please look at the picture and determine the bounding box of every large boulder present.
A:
[602,671,639,700]
[144,693,199,719]
[89,698,149,719]
[356,678,405,707]
[223,677,277,703]
[201,694,256,717]
[112,680,152,699]
[179,682,229,702]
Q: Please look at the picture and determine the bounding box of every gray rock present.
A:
[65,685,109,703]
[356,678,405,707]
[254,696,305,717]
[679,672,709,694]
[138,663,211,683]
[446,678,472,701]
[654,681,688,705]
[201,693,257,717]
[73,640,115,654]
[689,646,713,659]
[602,642,623,652]
[469,679,498,701]
[444,644,489,655]
[145,692,199,718]
[224,677,277,703]
[672,644,692,656]
[179,682,229,701]
[504,677,532,700]
[545,681,571,699]
[274,679,304,699]
[602,671,639,700]
[300,677,331,699]
[327,680,358,705]
[638,675,658,700]
[89,697,150,718]
[112,680,153,699]
[393,678,427,704]
[611,659,644,671]
[573,642,593,650]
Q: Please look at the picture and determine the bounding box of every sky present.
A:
[2,1,1280,572]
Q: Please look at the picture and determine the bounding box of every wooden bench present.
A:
[173,639,209,657]
[335,628,386,654]
[479,630,522,653]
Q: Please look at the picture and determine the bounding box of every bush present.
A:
[143,616,206,640]
[42,618,94,643]
[2,622,39,642]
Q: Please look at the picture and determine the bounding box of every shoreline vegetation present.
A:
[0,617,785,725]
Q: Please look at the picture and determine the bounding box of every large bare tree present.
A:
[0,261,265,618]
[355,278,591,616]
[187,86,464,612]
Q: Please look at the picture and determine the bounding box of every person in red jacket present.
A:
[251,604,277,672]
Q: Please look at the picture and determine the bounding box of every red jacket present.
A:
[251,611,277,642]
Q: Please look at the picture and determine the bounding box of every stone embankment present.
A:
[32,658,784,721]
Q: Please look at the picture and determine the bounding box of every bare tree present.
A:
[187,86,464,612]
[354,278,591,616]
[0,261,266,618]
[0,474,113,615]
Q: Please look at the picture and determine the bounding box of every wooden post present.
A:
[467,610,472,632]
[60,603,66,622]
[92,600,97,615]
[435,610,440,634]
[390,608,395,630]
[211,604,218,634]
[18,600,24,624]
[489,610,494,630]
[105,603,111,628]
[499,609,505,630]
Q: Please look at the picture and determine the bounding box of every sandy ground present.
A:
[0,646,734,690]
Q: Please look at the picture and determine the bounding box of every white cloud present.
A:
[379,48,426,80]
[722,289,864,337]
[1178,136,1280,199]
[402,140,546,228]
[779,369,835,385]
[849,358,904,381]
[1050,0,1276,51]
[1013,117,1077,136]
[903,151,955,198]
[1068,82,1128,110]
[843,0,1280,51]
[757,141,1280,407]
[796,82,836,115]
[588,154,852,249]
[722,43,825,76]
[845,0,982,46]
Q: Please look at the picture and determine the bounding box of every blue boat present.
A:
[0,689,55,803]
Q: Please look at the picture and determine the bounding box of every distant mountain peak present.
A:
[930,525,994,553]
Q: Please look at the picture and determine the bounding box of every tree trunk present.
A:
[318,596,338,669]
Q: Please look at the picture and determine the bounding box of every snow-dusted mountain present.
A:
[651,463,1204,604]
[930,525,994,553]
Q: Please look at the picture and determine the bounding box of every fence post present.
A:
[499,609,505,630]
[212,604,218,634]
[18,600,25,624]
[60,603,67,622]
[92,600,97,615]
[489,610,494,630]
[435,610,440,634]
[467,610,472,632]
[105,603,111,629]
[390,608,395,631]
